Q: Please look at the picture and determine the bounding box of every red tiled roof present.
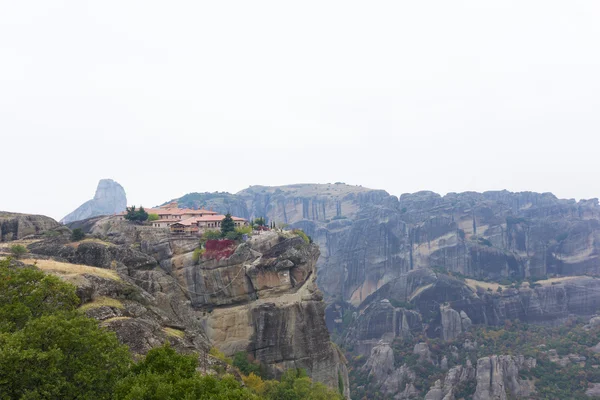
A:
[117,207,218,216]
[174,215,247,226]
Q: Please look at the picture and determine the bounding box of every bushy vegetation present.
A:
[252,217,267,228]
[292,229,311,244]
[0,257,343,399]
[148,213,160,222]
[124,206,149,222]
[70,228,85,241]
[9,244,27,259]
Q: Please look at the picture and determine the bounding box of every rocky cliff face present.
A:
[30,216,349,396]
[232,186,600,308]
[472,355,536,400]
[0,211,60,241]
[61,179,127,224]
[176,231,349,395]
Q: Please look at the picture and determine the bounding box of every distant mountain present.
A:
[60,179,127,224]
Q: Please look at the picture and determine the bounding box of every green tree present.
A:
[71,228,85,241]
[0,261,79,332]
[114,344,258,400]
[148,213,160,222]
[0,313,132,399]
[233,352,262,377]
[254,217,266,227]
[9,244,27,259]
[124,206,149,222]
[263,369,342,400]
[220,213,236,237]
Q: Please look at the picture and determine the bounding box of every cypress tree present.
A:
[220,213,235,237]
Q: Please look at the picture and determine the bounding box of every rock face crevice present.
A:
[61,179,127,224]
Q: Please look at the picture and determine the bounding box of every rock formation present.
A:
[0,211,59,241]
[27,216,350,396]
[61,179,126,224]
[363,342,418,398]
[473,355,536,400]
[440,304,472,340]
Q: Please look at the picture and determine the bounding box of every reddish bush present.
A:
[204,239,236,260]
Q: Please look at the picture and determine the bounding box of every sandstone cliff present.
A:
[61,179,127,224]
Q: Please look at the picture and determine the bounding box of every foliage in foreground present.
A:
[0,258,343,400]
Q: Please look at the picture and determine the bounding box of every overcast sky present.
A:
[1,1,599,220]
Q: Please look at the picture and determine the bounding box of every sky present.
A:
[1,1,600,221]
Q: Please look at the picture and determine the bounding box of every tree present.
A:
[124,206,149,222]
[148,213,160,222]
[137,206,149,222]
[254,217,266,227]
[113,344,258,400]
[71,228,85,241]
[220,213,236,237]
[0,261,79,333]
[9,244,27,259]
[0,313,132,400]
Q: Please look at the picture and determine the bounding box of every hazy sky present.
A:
[1,1,600,221]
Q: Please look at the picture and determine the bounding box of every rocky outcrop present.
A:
[232,186,600,308]
[473,355,536,400]
[180,231,349,394]
[425,362,476,400]
[28,238,157,270]
[363,342,418,398]
[343,299,422,355]
[32,218,349,395]
[0,212,59,241]
[61,179,127,224]
[347,268,600,344]
[440,304,472,340]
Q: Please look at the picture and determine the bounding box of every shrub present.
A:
[147,213,159,222]
[253,217,266,227]
[233,352,263,377]
[124,206,148,222]
[293,229,310,244]
[209,347,232,364]
[9,244,27,259]
[192,248,205,265]
[204,240,236,260]
[71,228,85,241]
[225,231,242,241]
[236,225,252,235]
[200,230,221,245]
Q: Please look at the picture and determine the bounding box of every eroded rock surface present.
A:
[0,212,59,241]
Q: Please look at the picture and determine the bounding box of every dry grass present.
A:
[162,327,185,339]
[22,258,121,281]
[465,278,505,292]
[535,276,580,286]
[79,297,124,312]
